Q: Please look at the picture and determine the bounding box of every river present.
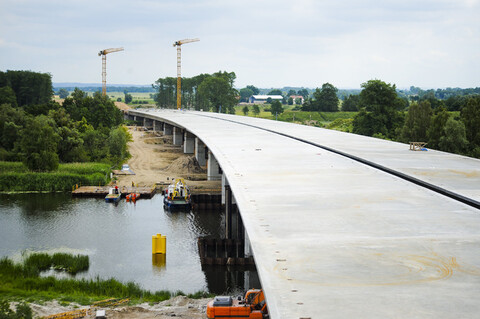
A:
[0,193,259,295]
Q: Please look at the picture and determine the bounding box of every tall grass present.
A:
[23,253,89,275]
[0,162,110,192]
[0,255,180,303]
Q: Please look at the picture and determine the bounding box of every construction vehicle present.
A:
[206,289,268,318]
[172,38,199,109]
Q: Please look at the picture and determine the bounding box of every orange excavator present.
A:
[207,289,268,318]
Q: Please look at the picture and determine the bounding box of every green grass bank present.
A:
[0,254,211,305]
[0,162,111,192]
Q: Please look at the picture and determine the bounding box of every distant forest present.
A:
[53,85,155,93]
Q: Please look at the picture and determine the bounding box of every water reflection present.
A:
[152,254,166,271]
[0,193,258,295]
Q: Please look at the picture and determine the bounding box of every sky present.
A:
[0,0,479,89]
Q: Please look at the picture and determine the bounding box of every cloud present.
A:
[0,0,479,88]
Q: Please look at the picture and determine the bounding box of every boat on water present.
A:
[126,192,140,201]
[163,179,191,210]
[105,186,121,202]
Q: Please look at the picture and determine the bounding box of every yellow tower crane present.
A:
[98,47,124,96]
[173,38,199,109]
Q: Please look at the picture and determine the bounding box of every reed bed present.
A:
[0,162,111,192]
[0,255,211,304]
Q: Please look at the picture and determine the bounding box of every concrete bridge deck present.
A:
[129,109,480,319]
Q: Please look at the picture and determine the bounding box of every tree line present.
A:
[237,80,480,158]
[153,71,238,113]
[350,80,480,158]
[0,71,130,171]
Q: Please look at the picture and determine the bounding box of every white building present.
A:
[248,95,283,104]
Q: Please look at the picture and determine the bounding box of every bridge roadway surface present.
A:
[130,109,480,319]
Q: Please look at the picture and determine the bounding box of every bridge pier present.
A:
[195,138,207,166]
[184,132,195,154]
[207,151,221,181]
[144,118,154,130]
[173,127,183,145]
[163,123,173,135]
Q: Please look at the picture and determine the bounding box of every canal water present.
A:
[0,193,259,295]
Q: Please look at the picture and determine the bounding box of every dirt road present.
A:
[27,296,210,318]
[116,127,220,191]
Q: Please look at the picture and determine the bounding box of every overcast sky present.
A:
[1,0,479,89]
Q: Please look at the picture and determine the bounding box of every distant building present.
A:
[290,95,305,104]
[248,95,283,104]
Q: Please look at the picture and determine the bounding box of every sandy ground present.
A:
[21,296,210,318]
[115,127,221,192]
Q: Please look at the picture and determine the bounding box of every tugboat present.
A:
[105,186,121,203]
[163,178,191,210]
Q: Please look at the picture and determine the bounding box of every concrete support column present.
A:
[143,118,147,127]
[236,208,244,242]
[184,132,195,154]
[244,231,252,257]
[133,115,137,121]
[225,184,233,239]
[153,120,157,132]
[173,127,183,145]
[221,173,228,205]
[208,151,221,181]
[195,139,206,166]
[163,123,173,136]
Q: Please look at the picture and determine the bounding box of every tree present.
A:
[63,89,123,129]
[19,115,60,171]
[342,94,359,111]
[108,126,132,164]
[270,100,284,115]
[0,86,18,107]
[427,107,450,149]
[295,98,302,105]
[242,105,249,116]
[239,88,254,103]
[198,74,238,113]
[287,89,296,96]
[252,105,260,117]
[287,97,293,105]
[0,70,53,106]
[0,104,26,154]
[297,89,309,99]
[58,88,69,99]
[124,92,133,104]
[246,85,260,95]
[438,118,468,154]
[400,101,432,142]
[460,96,480,153]
[268,89,282,96]
[352,79,403,138]
[315,83,339,112]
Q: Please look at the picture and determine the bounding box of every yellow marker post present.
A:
[152,233,166,254]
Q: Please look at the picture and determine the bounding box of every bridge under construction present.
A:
[127,109,480,319]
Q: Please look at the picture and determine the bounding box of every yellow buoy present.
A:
[152,233,166,254]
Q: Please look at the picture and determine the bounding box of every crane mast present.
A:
[98,47,124,96]
[173,38,199,109]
